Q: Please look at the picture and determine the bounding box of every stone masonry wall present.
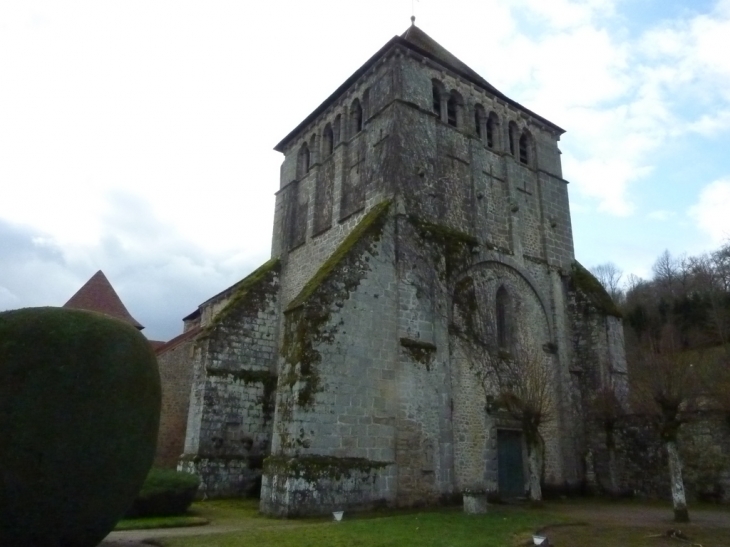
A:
[154,329,199,468]
[586,412,730,503]
[450,260,560,492]
[262,202,398,514]
[181,260,280,497]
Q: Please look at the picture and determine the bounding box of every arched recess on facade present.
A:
[447,90,463,128]
[518,129,534,166]
[450,260,555,345]
[297,143,310,178]
[350,99,363,136]
[323,124,334,157]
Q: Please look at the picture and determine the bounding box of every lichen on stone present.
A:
[205,368,278,416]
[278,200,392,413]
[200,257,280,339]
[287,200,392,312]
[407,215,478,280]
[263,455,389,483]
[400,337,437,369]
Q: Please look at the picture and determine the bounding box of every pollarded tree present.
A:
[631,326,701,523]
[588,387,624,496]
[492,339,555,503]
[451,278,555,502]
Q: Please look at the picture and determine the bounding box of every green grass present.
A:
[136,498,730,547]
[114,516,209,531]
[157,500,564,547]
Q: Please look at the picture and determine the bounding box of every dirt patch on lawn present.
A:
[537,502,730,547]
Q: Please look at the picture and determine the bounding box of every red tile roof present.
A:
[63,270,144,330]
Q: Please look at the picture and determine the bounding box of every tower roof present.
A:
[275,23,564,152]
[400,24,503,98]
[63,270,144,330]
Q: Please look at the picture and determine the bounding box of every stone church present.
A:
[164,22,627,516]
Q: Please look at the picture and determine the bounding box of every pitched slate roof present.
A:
[63,270,144,330]
[274,22,564,152]
[400,24,502,97]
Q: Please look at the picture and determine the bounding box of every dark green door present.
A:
[497,429,524,499]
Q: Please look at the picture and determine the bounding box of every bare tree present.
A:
[652,250,679,290]
[591,262,624,304]
[588,387,623,495]
[631,326,701,522]
[451,280,555,502]
[493,339,555,502]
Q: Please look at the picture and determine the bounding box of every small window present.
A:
[323,124,334,156]
[297,143,310,178]
[519,131,530,165]
[351,100,363,135]
[447,95,458,127]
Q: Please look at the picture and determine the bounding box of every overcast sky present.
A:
[2,0,730,341]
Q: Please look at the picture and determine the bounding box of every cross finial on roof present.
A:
[411,15,416,26]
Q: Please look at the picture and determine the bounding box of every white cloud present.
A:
[483,0,730,217]
[647,210,675,221]
[687,110,730,136]
[689,179,730,245]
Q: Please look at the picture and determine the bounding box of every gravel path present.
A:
[551,503,730,529]
[100,524,245,546]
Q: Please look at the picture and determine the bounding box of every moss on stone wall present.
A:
[570,261,622,318]
[287,200,392,311]
[263,455,389,483]
[205,368,278,417]
[278,201,392,417]
[200,258,280,339]
[407,216,478,280]
[400,337,437,369]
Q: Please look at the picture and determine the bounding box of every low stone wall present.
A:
[260,456,396,517]
[589,412,730,503]
[179,455,260,498]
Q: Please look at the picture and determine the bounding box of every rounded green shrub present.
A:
[0,307,161,547]
[125,468,201,518]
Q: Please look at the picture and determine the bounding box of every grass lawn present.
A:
[140,498,730,547]
[155,500,564,547]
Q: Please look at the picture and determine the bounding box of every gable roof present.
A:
[63,270,144,330]
[274,23,564,152]
[400,24,502,97]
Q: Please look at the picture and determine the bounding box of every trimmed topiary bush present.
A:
[0,307,161,547]
[125,468,201,518]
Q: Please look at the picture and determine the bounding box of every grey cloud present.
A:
[0,194,269,342]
